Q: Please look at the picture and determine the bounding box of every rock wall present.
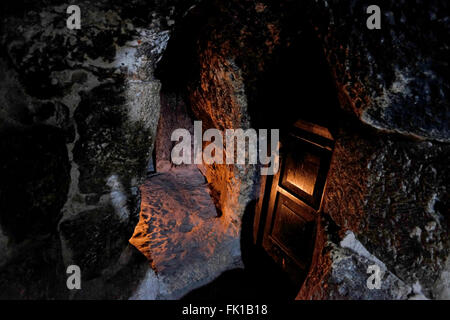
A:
[307,0,449,142]
[301,0,449,299]
[159,0,449,299]
[189,52,259,232]
[299,124,449,299]
[0,0,186,298]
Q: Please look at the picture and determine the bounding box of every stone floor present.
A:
[129,165,243,299]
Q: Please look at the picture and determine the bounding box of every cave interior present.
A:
[0,0,448,300]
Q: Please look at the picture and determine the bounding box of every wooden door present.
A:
[257,120,334,287]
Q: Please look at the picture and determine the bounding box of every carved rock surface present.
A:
[130,167,241,299]
[306,0,449,141]
[164,0,449,300]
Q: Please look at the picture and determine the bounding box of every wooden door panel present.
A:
[279,135,332,209]
[258,120,334,288]
[270,193,315,262]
